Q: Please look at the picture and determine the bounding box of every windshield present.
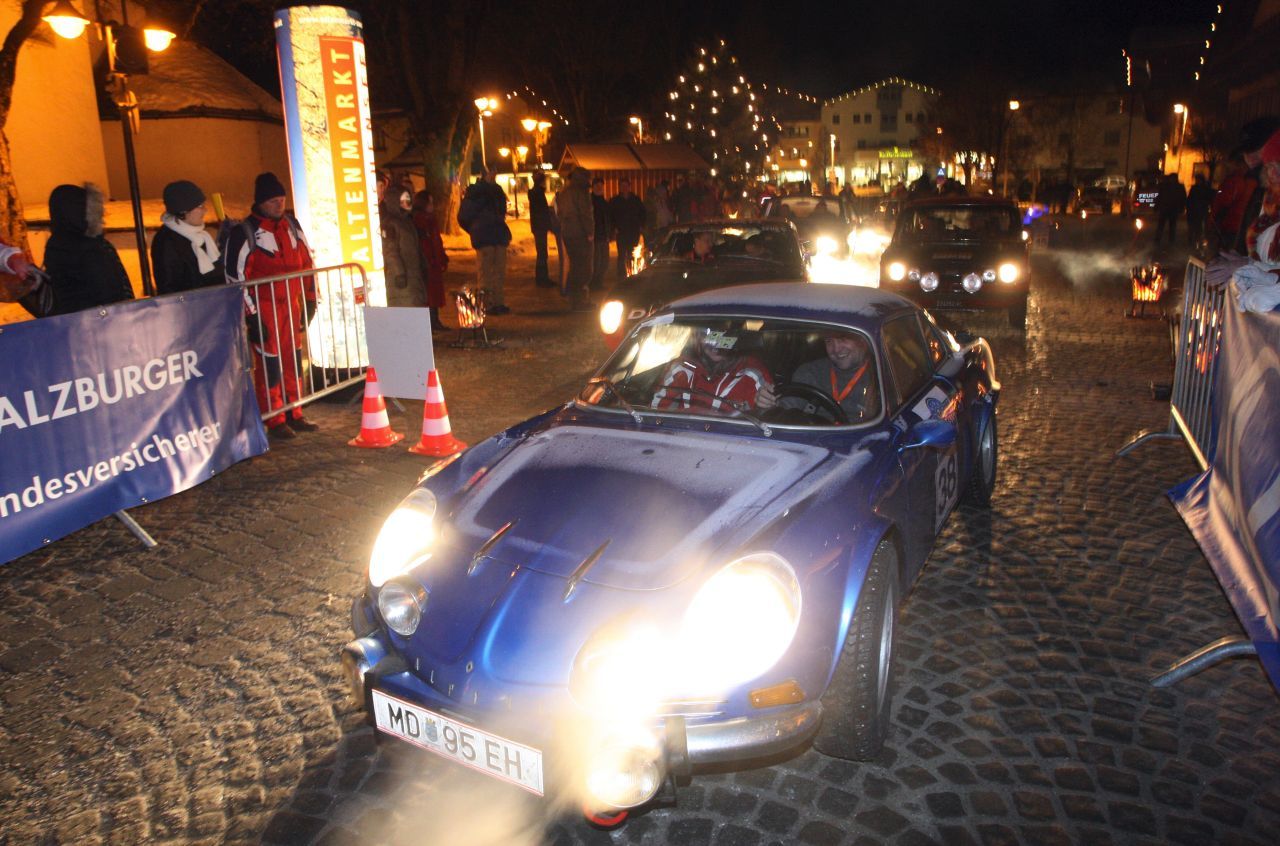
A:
[651,225,801,266]
[579,317,883,428]
[898,205,1020,243]
[774,196,841,221]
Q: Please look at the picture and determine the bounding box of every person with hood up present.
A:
[151,180,223,294]
[43,183,133,315]
[225,172,318,439]
[555,167,595,310]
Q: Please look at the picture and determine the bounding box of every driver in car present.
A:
[652,327,773,414]
[680,230,716,264]
[757,331,878,422]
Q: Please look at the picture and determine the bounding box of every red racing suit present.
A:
[226,213,315,426]
[652,354,772,414]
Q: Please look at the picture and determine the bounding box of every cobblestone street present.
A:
[2,227,1278,845]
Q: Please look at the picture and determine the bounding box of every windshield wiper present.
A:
[665,386,773,437]
[589,376,643,424]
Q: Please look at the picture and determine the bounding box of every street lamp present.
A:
[1000,100,1020,198]
[629,115,643,144]
[1171,103,1189,179]
[474,96,498,170]
[520,117,552,165]
[44,0,177,297]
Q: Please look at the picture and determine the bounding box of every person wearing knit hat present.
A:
[152,180,222,295]
[1228,117,1280,254]
[225,170,319,439]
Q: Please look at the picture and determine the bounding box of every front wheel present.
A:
[962,413,997,505]
[813,539,899,761]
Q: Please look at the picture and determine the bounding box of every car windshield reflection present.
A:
[578,317,883,428]
[650,225,799,266]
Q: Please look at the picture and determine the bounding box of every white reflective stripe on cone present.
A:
[363,411,391,428]
[422,416,452,436]
[425,384,445,403]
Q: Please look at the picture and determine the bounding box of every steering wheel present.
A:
[771,382,848,424]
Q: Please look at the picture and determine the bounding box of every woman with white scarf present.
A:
[151,180,223,294]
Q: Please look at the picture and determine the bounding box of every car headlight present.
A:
[815,235,838,256]
[908,268,921,282]
[920,271,940,292]
[962,272,983,294]
[982,268,997,283]
[1021,229,1029,241]
[599,299,625,335]
[377,578,427,636]
[886,261,906,281]
[679,552,800,690]
[369,488,437,587]
[998,262,1020,283]
[583,728,664,810]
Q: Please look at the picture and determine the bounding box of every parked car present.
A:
[879,196,1031,328]
[341,282,1001,822]
[598,219,807,345]
[1129,172,1161,217]
[761,194,853,257]
[1074,185,1113,215]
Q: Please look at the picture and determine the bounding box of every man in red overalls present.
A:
[226,173,318,439]
[652,327,773,414]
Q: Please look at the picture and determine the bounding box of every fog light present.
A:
[997,262,1019,283]
[962,273,982,294]
[887,261,906,281]
[920,272,939,292]
[908,268,921,282]
[584,730,664,809]
[982,268,996,283]
[377,579,426,636]
[599,300,624,335]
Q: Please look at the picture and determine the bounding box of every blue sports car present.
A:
[341,282,1000,821]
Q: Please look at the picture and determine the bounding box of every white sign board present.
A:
[362,307,435,399]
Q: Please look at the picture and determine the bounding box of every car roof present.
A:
[903,195,1018,209]
[661,281,916,330]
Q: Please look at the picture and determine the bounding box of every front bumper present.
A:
[881,276,1027,311]
[340,633,823,770]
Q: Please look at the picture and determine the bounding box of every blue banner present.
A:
[1171,302,1280,691]
[0,286,268,564]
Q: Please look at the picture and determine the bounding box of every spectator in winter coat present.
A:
[1210,154,1253,252]
[151,180,223,295]
[1185,174,1214,250]
[457,169,512,315]
[43,183,134,316]
[377,172,430,310]
[1230,116,1280,254]
[1153,174,1187,247]
[554,167,594,310]
[411,191,450,330]
[643,180,673,250]
[528,170,556,288]
[590,177,610,290]
[608,179,645,280]
[225,171,318,439]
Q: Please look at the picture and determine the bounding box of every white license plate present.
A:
[371,689,544,795]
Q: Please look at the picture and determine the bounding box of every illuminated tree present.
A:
[663,40,781,180]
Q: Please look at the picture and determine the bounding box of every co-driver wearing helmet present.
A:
[652,327,773,413]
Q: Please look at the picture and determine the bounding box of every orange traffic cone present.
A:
[349,367,405,448]
[409,369,467,457]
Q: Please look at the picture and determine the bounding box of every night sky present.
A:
[704,0,1217,96]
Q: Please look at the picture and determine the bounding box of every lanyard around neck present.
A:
[830,362,867,402]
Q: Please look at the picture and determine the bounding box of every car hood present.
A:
[889,240,1022,268]
[445,423,829,590]
[620,262,802,309]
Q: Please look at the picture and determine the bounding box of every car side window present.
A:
[882,315,933,407]
[919,314,952,369]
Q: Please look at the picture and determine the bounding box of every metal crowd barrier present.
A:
[233,263,370,421]
[1116,257,1225,471]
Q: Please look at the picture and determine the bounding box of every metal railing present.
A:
[233,263,370,421]
[1117,257,1225,470]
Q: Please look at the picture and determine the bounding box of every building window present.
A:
[853,113,861,124]
[832,114,840,125]
[857,139,866,150]
[905,112,913,123]
[864,113,871,123]
[1103,129,1121,146]
[881,113,897,132]
[916,112,925,125]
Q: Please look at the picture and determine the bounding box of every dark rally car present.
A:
[878,196,1030,328]
[599,219,807,346]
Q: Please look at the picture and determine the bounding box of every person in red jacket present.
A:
[225,172,318,439]
[651,326,773,414]
[411,190,449,331]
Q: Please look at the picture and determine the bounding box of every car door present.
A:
[881,313,961,575]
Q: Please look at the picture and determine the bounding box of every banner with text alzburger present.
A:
[0,286,268,565]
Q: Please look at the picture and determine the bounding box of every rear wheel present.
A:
[813,539,899,761]
[962,414,997,505]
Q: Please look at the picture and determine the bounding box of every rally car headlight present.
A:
[920,272,940,292]
[982,268,997,283]
[680,552,801,688]
[886,261,906,281]
[584,727,664,810]
[377,578,427,636]
[599,300,625,335]
[815,235,838,256]
[998,262,1020,283]
[962,272,983,294]
[369,488,437,587]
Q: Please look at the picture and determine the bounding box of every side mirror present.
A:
[898,419,957,452]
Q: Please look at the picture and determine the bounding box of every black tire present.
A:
[962,414,997,505]
[813,539,899,761]
[1008,301,1027,330]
